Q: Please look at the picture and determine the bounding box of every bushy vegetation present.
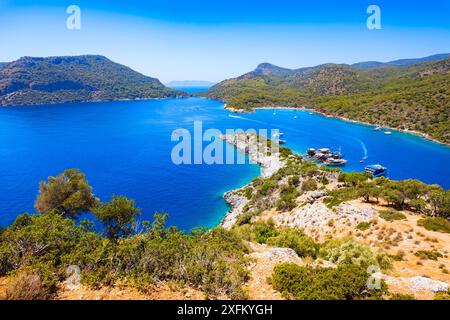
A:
[5,268,50,300]
[0,211,250,299]
[414,250,443,261]
[379,209,407,222]
[252,220,279,244]
[434,289,450,300]
[326,175,449,221]
[272,263,387,300]
[1,157,448,300]
[319,238,392,270]
[233,220,319,259]
[356,221,371,231]
[0,170,250,299]
[266,229,319,259]
[233,155,332,223]
[417,217,450,233]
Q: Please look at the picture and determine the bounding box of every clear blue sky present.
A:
[1,0,449,82]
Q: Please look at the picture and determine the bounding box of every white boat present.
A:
[272,132,284,138]
[384,131,392,135]
[365,164,387,177]
[374,126,382,131]
[324,158,347,166]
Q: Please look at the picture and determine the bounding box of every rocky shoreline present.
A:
[219,133,286,228]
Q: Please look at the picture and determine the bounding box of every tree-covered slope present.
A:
[0,55,185,106]
[203,56,450,144]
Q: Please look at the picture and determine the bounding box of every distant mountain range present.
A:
[203,54,450,144]
[166,80,216,88]
[352,53,450,69]
[0,55,185,106]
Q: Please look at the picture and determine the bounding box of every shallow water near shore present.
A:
[0,96,449,229]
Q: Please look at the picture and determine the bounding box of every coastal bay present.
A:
[0,96,449,230]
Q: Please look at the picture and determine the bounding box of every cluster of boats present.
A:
[270,129,388,176]
[306,148,348,166]
[305,147,388,176]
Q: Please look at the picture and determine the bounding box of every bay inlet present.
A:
[0,96,449,230]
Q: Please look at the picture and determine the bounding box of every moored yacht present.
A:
[306,147,347,166]
[365,164,387,177]
[324,158,347,166]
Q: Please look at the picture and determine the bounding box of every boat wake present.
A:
[358,139,368,162]
[228,114,266,124]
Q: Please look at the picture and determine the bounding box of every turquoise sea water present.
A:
[0,96,449,230]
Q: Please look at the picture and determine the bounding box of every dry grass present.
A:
[5,269,50,300]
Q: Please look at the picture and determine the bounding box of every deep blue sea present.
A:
[0,96,449,230]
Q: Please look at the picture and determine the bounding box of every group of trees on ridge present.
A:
[0,55,185,106]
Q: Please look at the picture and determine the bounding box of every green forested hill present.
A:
[0,55,185,106]
[203,57,450,144]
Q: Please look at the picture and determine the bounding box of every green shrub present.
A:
[414,250,443,261]
[378,209,406,222]
[417,217,450,233]
[324,187,360,208]
[236,211,256,226]
[266,229,319,258]
[301,179,317,192]
[252,220,279,244]
[257,180,278,196]
[434,290,450,300]
[242,187,253,200]
[276,187,299,211]
[0,211,89,291]
[288,175,300,187]
[338,172,371,187]
[92,195,141,241]
[272,263,387,300]
[319,238,392,270]
[356,222,371,231]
